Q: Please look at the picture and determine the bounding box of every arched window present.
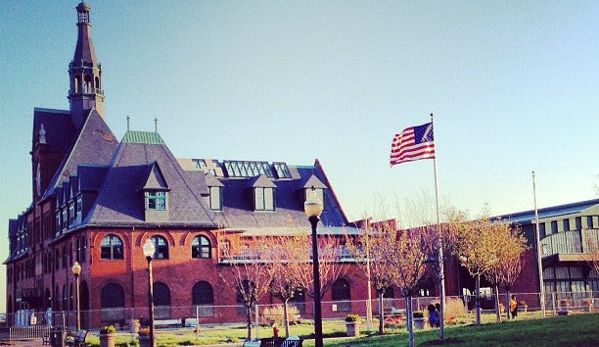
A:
[101,283,125,322]
[83,75,91,93]
[192,281,214,317]
[62,284,68,313]
[153,282,171,319]
[151,236,169,259]
[331,278,351,312]
[100,235,123,260]
[191,236,211,259]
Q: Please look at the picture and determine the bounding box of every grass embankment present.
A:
[86,313,599,347]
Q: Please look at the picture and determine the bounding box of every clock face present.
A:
[36,163,41,196]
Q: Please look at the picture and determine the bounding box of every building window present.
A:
[100,235,124,260]
[273,162,291,179]
[306,188,325,210]
[331,278,351,312]
[587,216,594,229]
[68,202,75,225]
[145,191,167,211]
[192,236,211,259]
[151,236,169,259]
[575,217,582,230]
[539,223,546,238]
[192,281,214,317]
[551,221,558,234]
[563,219,570,232]
[209,186,222,211]
[61,208,68,231]
[76,194,82,216]
[254,187,274,211]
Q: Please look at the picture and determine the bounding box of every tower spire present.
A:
[68,2,105,129]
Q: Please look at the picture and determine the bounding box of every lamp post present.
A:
[304,190,323,347]
[71,261,81,330]
[143,239,156,347]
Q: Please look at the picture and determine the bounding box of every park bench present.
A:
[66,330,88,347]
[244,337,302,347]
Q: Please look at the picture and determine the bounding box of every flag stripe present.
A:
[390,122,435,166]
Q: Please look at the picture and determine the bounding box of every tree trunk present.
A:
[406,295,414,347]
[378,291,385,335]
[246,305,253,340]
[494,284,501,322]
[475,274,481,325]
[283,299,290,337]
[506,289,512,319]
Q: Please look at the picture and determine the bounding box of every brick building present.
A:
[5,1,599,330]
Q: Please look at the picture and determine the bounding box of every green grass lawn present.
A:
[86,313,599,347]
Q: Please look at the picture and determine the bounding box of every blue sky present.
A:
[1,1,598,311]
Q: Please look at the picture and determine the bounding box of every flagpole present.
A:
[532,171,546,318]
[431,113,445,341]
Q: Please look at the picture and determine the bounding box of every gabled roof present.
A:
[85,131,216,227]
[44,109,118,198]
[141,162,169,190]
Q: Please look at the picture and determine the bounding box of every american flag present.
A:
[390,122,435,166]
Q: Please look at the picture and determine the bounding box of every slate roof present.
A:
[84,131,218,227]
[178,159,350,230]
[43,109,118,198]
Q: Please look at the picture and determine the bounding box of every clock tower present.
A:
[68,1,104,129]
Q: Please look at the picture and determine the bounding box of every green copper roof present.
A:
[122,131,165,144]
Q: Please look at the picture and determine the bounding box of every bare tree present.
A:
[586,235,599,278]
[345,219,398,335]
[219,240,277,340]
[267,236,303,338]
[383,226,437,347]
[283,234,344,301]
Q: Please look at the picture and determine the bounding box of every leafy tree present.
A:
[482,220,527,321]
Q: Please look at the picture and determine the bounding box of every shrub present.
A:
[344,314,361,322]
[444,297,467,325]
[100,325,116,334]
[261,305,300,325]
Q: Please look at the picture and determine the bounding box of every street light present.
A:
[71,261,81,330]
[143,239,156,347]
[304,189,323,347]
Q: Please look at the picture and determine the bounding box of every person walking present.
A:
[509,295,518,319]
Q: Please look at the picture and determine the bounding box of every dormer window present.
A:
[145,191,167,211]
[210,186,222,211]
[255,187,274,211]
[306,188,325,210]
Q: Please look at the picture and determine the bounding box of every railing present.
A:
[3,291,597,333]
